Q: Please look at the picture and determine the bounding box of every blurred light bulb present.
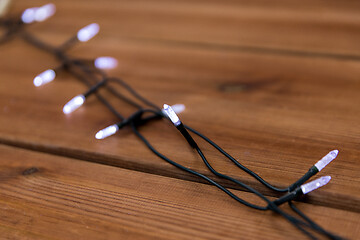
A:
[94,57,118,69]
[171,104,185,114]
[33,69,56,87]
[34,3,56,22]
[300,176,331,194]
[95,124,119,139]
[163,104,181,126]
[63,95,85,114]
[77,23,100,42]
[21,7,38,24]
[162,104,185,116]
[314,150,338,171]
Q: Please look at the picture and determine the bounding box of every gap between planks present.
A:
[104,36,360,62]
[0,144,359,240]
[0,137,358,215]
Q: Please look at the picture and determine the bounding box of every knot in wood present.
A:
[22,167,39,176]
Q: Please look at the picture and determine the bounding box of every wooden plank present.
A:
[0,144,359,239]
[8,0,360,57]
[0,36,359,213]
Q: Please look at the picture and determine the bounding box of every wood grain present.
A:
[0,35,359,211]
[1,0,360,239]
[0,145,359,240]
[8,0,360,57]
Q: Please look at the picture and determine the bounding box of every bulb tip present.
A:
[323,175,332,184]
[95,130,104,140]
[94,57,118,69]
[95,124,118,139]
[33,76,42,87]
[62,95,85,115]
[171,104,185,114]
[314,149,339,172]
[300,175,332,194]
[331,150,339,157]
[63,105,71,114]
[33,69,55,87]
[162,103,181,126]
[77,23,100,42]
[35,3,56,22]
[21,7,36,24]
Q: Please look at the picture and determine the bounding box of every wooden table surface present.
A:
[1,0,359,239]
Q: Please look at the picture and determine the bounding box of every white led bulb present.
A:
[163,104,181,126]
[161,104,185,115]
[300,176,331,194]
[33,69,56,87]
[34,3,56,22]
[63,95,85,114]
[314,150,338,172]
[77,23,100,42]
[21,7,38,24]
[21,4,56,24]
[94,57,118,69]
[170,104,185,114]
[95,124,119,139]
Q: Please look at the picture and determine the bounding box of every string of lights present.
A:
[0,3,343,239]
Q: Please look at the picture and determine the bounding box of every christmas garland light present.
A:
[0,3,343,239]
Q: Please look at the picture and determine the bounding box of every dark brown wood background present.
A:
[0,0,359,239]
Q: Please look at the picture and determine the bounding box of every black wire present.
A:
[71,60,144,111]
[69,58,146,110]
[19,31,126,120]
[108,77,161,111]
[20,26,157,121]
[288,201,344,240]
[119,109,331,240]
[66,66,125,120]
[58,35,78,51]
[63,58,156,112]
[131,122,267,211]
[186,125,289,192]
[185,128,319,239]
[273,207,318,240]
[105,82,144,110]
[21,30,58,54]
[132,121,318,239]
[69,59,304,197]
[195,147,271,206]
